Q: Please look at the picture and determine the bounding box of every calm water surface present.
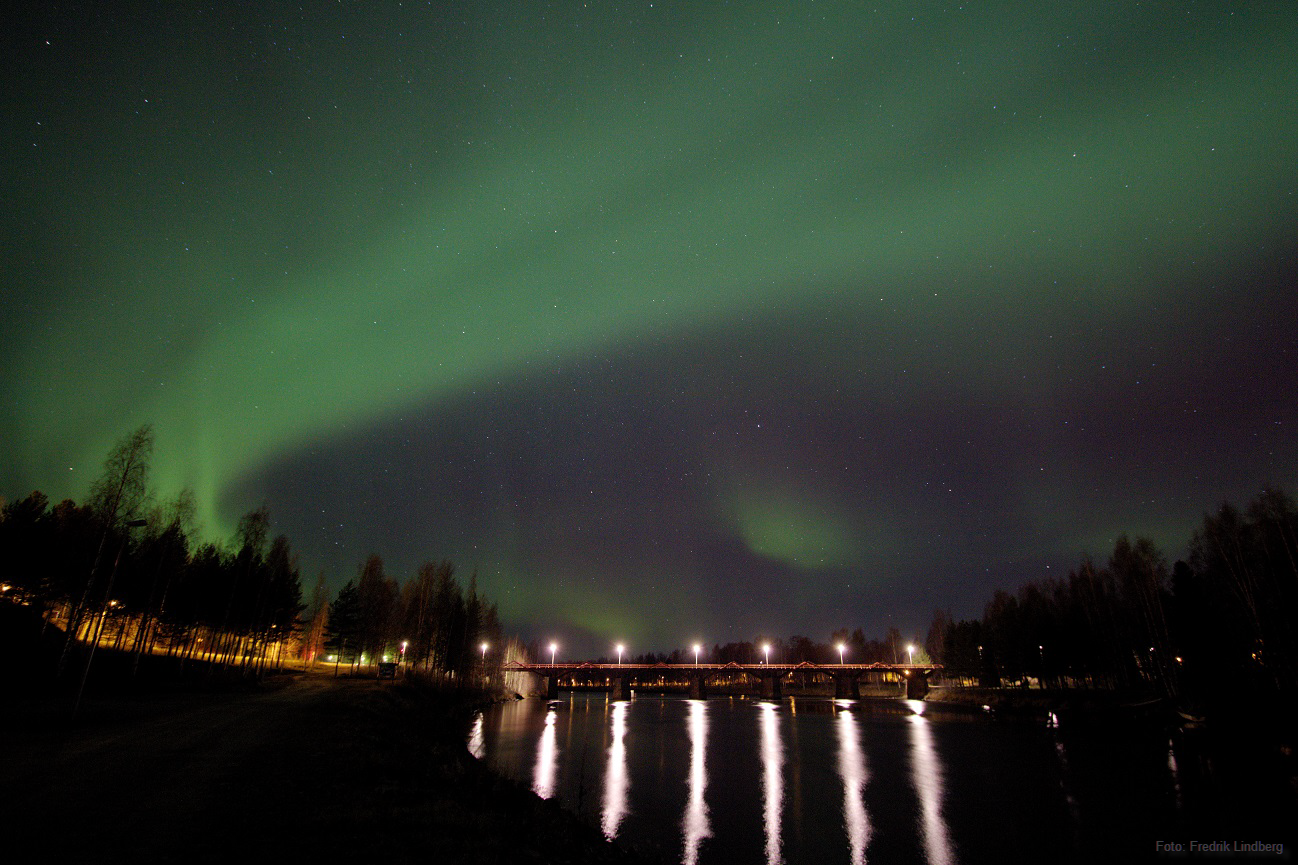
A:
[468,695,1291,864]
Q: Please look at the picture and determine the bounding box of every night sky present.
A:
[4,2,1296,657]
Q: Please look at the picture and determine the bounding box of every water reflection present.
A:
[476,694,1276,865]
[760,702,784,865]
[468,712,485,759]
[1166,738,1183,810]
[602,701,630,839]
[835,705,871,865]
[907,703,954,865]
[683,700,711,865]
[1052,728,1082,840]
[533,706,559,799]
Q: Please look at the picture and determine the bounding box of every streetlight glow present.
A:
[907,644,916,664]
[762,643,771,665]
[549,642,558,665]
[837,642,846,665]
[616,643,625,665]
[693,643,702,666]
[481,641,489,660]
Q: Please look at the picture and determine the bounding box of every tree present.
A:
[460,571,484,675]
[129,489,195,675]
[1110,535,1177,697]
[86,425,155,531]
[1188,489,1298,699]
[58,425,154,676]
[302,572,329,665]
[885,626,903,665]
[925,610,951,671]
[327,581,362,673]
[429,561,463,674]
[214,506,270,670]
[258,535,304,671]
[0,491,52,605]
[356,554,397,665]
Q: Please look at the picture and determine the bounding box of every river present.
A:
[468,694,1291,864]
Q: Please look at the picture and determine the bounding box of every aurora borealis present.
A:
[4,1,1296,655]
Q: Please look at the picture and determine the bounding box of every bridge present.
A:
[501,660,942,700]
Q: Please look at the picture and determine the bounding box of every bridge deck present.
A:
[503,661,940,674]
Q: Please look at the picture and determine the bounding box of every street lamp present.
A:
[616,643,624,666]
[907,644,915,665]
[549,642,558,666]
[693,643,702,667]
[762,643,771,665]
[837,642,846,665]
[481,642,489,662]
[400,640,408,663]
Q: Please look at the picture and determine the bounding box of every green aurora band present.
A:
[4,2,1297,646]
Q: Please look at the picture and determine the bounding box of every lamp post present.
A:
[837,642,846,665]
[762,643,771,665]
[907,644,915,665]
[549,642,558,666]
[693,643,701,667]
[481,642,489,662]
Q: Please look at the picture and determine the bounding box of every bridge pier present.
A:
[689,674,708,699]
[610,676,630,700]
[905,670,929,699]
[545,674,559,699]
[834,673,860,699]
[759,673,783,699]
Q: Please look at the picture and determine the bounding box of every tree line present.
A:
[926,487,1298,712]
[588,486,1296,716]
[315,554,502,682]
[0,425,501,684]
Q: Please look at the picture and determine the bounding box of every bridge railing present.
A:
[501,661,941,673]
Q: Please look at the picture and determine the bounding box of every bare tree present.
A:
[58,425,154,676]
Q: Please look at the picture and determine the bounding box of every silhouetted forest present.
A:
[0,425,501,686]
[600,487,1298,719]
[927,487,1298,716]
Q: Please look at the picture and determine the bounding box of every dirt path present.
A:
[5,675,341,861]
[1,674,648,864]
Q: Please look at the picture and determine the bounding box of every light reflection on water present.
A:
[602,701,630,839]
[682,699,711,865]
[471,693,1263,865]
[906,700,955,865]
[533,706,558,799]
[467,713,485,759]
[759,701,784,865]
[835,703,871,865]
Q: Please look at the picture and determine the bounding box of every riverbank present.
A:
[926,683,1138,720]
[2,667,656,864]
